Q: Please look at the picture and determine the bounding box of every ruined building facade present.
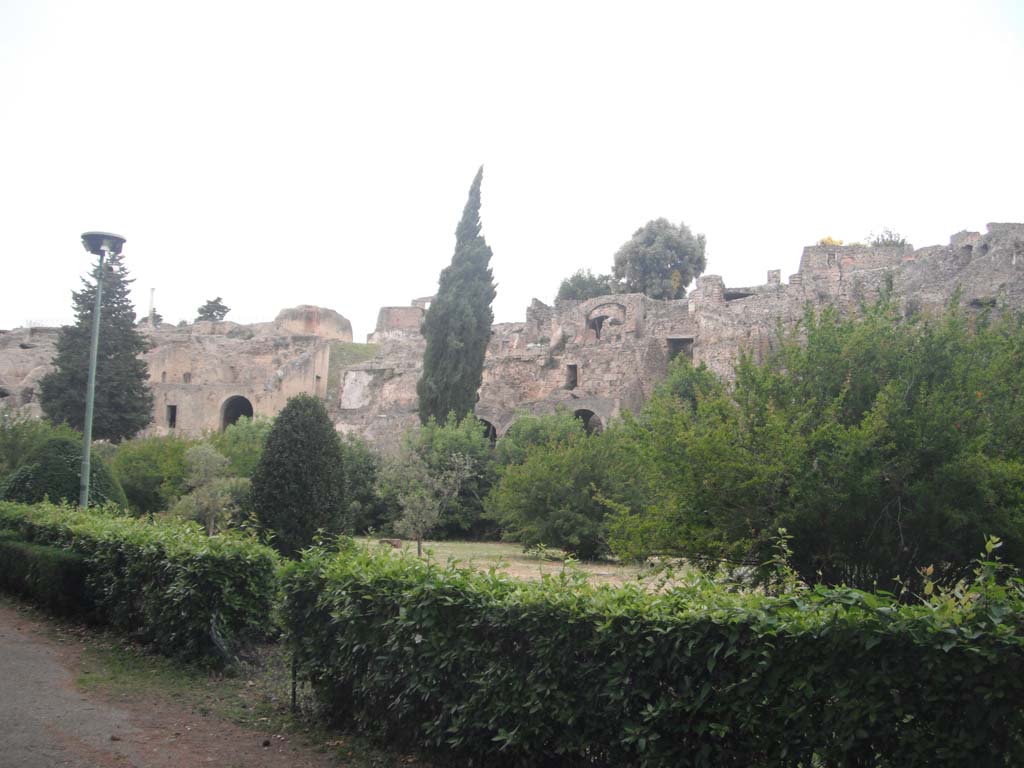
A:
[1,224,1021,449]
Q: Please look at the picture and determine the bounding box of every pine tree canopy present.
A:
[417,166,497,424]
[38,252,154,442]
[196,296,230,322]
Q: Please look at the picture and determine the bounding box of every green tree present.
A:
[170,444,250,534]
[556,269,616,301]
[612,218,706,299]
[111,434,195,514]
[377,449,476,556]
[196,297,230,322]
[2,436,127,508]
[338,433,388,534]
[38,252,154,441]
[417,167,496,424]
[0,410,79,478]
[251,394,345,557]
[137,308,163,325]
[486,427,639,560]
[609,303,1024,588]
[210,416,273,478]
[493,409,585,467]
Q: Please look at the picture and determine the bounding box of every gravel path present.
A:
[0,602,339,768]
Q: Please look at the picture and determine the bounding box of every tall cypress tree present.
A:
[417,167,497,424]
[39,252,154,442]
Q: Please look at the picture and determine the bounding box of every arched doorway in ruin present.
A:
[573,409,604,435]
[479,419,498,447]
[221,395,254,431]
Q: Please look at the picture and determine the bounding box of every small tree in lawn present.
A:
[196,297,230,322]
[378,449,475,556]
[251,394,345,557]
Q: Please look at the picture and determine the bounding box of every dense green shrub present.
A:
[611,303,1024,588]
[111,434,195,514]
[338,433,388,534]
[2,436,127,508]
[0,533,92,616]
[210,416,273,478]
[493,408,585,467]
[283,544,1024,767]
[487,425,642,559]
[402,414,495,538]
[0,501,279,666]
[251,394,346,558]
[0,410,80,477]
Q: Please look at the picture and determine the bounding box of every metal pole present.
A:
[79,247,107,508]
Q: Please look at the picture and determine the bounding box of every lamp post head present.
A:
[81,231,126,256]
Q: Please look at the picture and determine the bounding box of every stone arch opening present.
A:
[221,395,254,431]
[586,303,626,342]
[479,419,498,447]
[573,409,603,435]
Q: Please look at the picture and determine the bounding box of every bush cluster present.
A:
[0,502,280,666]
[2,436,127,508]
[283,545,1024,767]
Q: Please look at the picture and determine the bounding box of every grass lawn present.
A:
[358,537,646,585]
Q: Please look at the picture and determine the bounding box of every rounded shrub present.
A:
[251,394,345,557]
[1,436,127,508]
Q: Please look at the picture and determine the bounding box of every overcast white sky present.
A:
[2,0,1022,338]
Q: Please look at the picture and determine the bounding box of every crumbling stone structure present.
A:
[2,224,1021,449]
[333,223,1024,448]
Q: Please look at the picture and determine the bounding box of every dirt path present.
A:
[0,602,340,768]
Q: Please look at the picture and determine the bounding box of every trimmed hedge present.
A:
[0,531,92,616]
[283,547,1024,767]
[0,502,280,667]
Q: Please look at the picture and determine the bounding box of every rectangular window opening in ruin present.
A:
[167,405,177,429]
[668,338,694,362]
[183,372,192,384]
[565,364,578,390]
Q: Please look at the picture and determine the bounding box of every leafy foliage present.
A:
[387,414,496,539]
[556,268,615,301]
[111,434,195,514]
[283,543,1024,766]
[251,394,345,557]
[487,424,641,560]
[0,501,279,667]
[209,416,273,478]
[0,533,92,617]
[2,436,126,508]
[39,251,154,441]
[417,167,496,423]
[612,218,706,300]
[493,408,585,467]
[868,227,908,247]
[196,296,230,322]
[168,444,251,534]
[0,409,79,478]
[610,303,1024,588]
[338,433,388,534]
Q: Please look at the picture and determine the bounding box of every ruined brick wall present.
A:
[3,224,1022,451]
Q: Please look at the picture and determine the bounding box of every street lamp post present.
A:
[79,231,126,508]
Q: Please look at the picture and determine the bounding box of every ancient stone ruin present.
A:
[1,223,1021,450]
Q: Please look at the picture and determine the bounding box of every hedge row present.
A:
[0,530,93,617]
[0,502,280,666]
[283,546,1024,767]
